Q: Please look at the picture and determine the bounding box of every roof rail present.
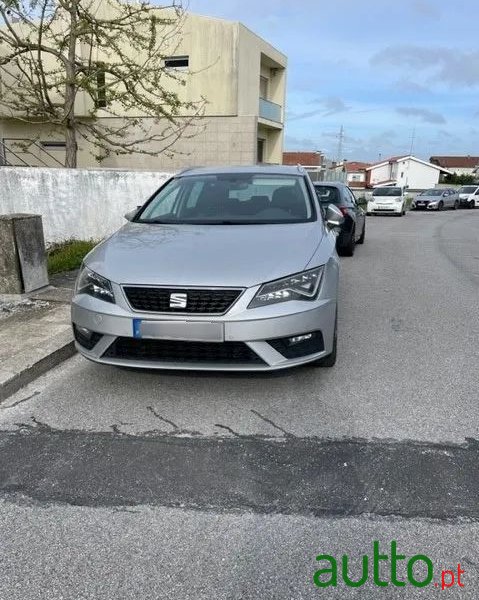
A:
[177,166,203,176]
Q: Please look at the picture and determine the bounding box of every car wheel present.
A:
[438,201,444,211]
[470,200,475,209]
[454,199,459,210]
[311,311,337,368]
[339,229,355,256]
[357,221,365,244]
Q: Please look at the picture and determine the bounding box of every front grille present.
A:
[123,286,243,314]
[103,338,265,364]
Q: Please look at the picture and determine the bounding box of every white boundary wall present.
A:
[0,167,174,243]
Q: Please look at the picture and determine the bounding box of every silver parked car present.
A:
[72,166,342,371]
[413,188,459,211]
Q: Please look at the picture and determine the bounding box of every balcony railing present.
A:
[259,98,282,123]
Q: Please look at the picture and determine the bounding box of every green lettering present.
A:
[342,554,368,587]
[391,541,406,587]
[407,555,433,587]
[314,555,338,588]
[373,541,389,587]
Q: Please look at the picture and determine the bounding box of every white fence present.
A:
[0,167,173,243]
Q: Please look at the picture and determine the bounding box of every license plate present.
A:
[132,319,224,342]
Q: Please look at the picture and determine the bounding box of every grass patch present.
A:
[47,239,99,275]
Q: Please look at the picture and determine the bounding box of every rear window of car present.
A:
[136,173,316,224]
[372,187,402,196]
[314,186,342,205]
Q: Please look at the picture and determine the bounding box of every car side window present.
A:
[346,188,357,206]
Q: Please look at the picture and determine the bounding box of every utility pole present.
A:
[336,125,344,164]
[409,127,416,156]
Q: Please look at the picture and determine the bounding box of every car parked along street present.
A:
[313,182,366,256]
[367,186,407,216]
[457,185,479,208]
[72,166,342,371]
[413,188,459,211]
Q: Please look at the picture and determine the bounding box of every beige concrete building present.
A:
[0,10,287,169]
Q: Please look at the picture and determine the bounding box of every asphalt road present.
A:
[1,209,478,599]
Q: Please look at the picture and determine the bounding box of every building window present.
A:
[400,171,404,178]
[164,56,189,69]
[257,138,265,163]
[40,141,66,150]
[95,66,107,108]
[260,76,268,100]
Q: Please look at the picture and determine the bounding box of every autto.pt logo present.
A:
[313,541,465,591]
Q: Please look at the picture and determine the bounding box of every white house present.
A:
[365,155,450,190]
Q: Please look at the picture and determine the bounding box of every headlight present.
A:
[75,265,115,304]
[248,267,323,309]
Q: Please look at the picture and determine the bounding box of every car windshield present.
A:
[136,173,315,224]
[372,187,402,197]
[419,189,442,196]
[458,186,476,193]
[314,185,341,205]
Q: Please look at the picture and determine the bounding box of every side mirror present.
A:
[124,206,142,221]
[325,204,344,229]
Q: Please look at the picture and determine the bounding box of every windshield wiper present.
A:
[139,218,176,224]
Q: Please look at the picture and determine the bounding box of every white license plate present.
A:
[132,319,224,342]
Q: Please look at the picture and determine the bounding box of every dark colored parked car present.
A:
[313,182,366,256]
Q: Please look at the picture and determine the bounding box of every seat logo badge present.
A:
[170,293,187,308]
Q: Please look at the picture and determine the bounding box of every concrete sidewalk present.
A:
[0,274,76,402]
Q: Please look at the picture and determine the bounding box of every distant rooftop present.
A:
[430,156,479,169]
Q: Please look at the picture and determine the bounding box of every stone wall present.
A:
[0,167,173,243]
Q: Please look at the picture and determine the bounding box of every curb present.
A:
[0,340,76,403]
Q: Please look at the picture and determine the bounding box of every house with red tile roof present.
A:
[282,151,322,167]
[429,156,479,176]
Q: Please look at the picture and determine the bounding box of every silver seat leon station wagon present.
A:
[71,165,342,371]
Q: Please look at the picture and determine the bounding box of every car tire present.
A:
[311,311,337,368]
[357,222,365,244]
[470,200,475,209]
[340,229,355,256]
[438,201,444,211]
[454,199,459,210]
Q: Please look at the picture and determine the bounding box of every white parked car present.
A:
[457,185,479,209]
[367,186,406,216]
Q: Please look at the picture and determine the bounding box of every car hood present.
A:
[85,222,325,287]
[416,195,441,202]
[370,196,401,202]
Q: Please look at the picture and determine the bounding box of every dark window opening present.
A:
[164,56,189,69]
[257,138,265,163]
[40,141,66,149]
[96,67,107,108]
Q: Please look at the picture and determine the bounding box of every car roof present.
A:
[177,165,308,177]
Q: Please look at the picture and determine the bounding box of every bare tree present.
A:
[0,0,206,167]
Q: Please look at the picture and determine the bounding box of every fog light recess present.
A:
[267,331,324,359]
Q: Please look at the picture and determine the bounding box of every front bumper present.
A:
[71,263,338,371]
[367,203,402,214]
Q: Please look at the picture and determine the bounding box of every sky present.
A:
[186,0,479,162]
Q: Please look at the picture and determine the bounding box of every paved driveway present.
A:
[0,210,478,598]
